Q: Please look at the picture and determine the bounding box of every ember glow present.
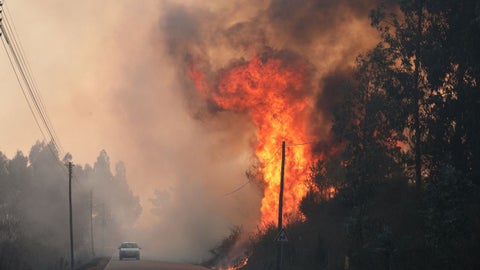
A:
[222,257,249,270]
[190,53,319,226]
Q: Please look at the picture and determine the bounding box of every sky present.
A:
[0,0,163,214]
[0,0,264,260]
[0,0,381,261]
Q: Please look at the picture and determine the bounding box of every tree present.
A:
[91,150,142,255]
[362,0,480,268]
[0,143,142,269]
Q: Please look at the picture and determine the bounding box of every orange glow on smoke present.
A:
[190,55,318,226]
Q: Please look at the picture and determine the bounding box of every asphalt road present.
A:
[104,258,210,270]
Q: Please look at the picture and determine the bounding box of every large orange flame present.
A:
[190,54,317,226]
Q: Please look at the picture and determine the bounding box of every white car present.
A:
[118,242,141,260]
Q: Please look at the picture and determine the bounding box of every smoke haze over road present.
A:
[0,0,385,262]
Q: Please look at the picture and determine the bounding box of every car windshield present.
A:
[120,243,138,248]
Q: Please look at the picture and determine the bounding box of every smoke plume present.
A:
[113,0,384,261]
[2,0,388,263]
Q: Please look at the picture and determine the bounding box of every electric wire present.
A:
[1,36,68,176]
[1,2,64,157]
[223,180,251,196]
[3,2,64,155]
[2,10,63,157]
[0,1,70,177]
[223,140,319,197]
[1,36,49,148]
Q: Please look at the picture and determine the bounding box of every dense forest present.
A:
[209,0,480,269]
[0,142,141,270]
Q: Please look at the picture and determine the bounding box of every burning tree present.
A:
[190,49,321,227]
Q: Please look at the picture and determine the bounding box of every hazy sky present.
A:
[0,0,380,261]
[0,0,265,259]
[1,0,163,219]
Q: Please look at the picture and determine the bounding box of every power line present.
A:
[1,37,49,144]
[0,1,65,159]
[223,140,320,197]
[3,2,64,155]
[224,179,251,196]
[4,14,63,155]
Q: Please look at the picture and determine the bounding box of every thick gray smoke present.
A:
[107,0,385,262]
[0,0,390,265]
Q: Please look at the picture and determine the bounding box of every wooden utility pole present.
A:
[90,189,95,257]
[102,203,105,254]
[276,141,286,270]
[68,162,74,269]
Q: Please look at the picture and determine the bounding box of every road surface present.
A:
[105,258,210,270]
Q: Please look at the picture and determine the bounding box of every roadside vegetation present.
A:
[209,0,480,269]
[0,143,141,270]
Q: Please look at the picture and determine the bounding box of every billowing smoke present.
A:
[1,0,389,264]
[110,0,384,262]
